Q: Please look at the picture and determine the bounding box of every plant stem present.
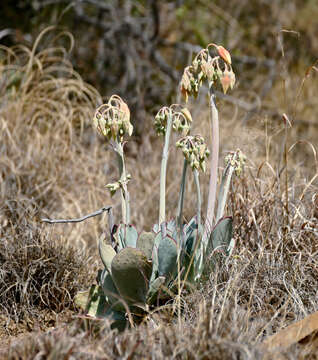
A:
[159,111,173,225]
[177,159,188,229]
[202,83,219,248]
[115,141,130,225]
[193,169,201,226]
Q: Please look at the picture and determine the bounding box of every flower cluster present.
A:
[93,95,133,142]
[225,149,246,176]
[154,105,192,136]
[106,174,132,196]
[180,44,235,102]
[176,135,210,172]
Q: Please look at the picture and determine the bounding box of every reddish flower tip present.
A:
[217,45,232,65]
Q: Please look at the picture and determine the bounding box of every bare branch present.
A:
[41,206,112,224]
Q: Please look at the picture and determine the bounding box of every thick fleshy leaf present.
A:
[75,285,119,318]
[99,234,116,273]
[150,221,177,275]
[113,224,138,250]
[158,234,178,279]
[147,276,166,304]
[75,287,96,314]
[74,285,127,331]
[149,231,162,284]
[182,217,199,283]
[74,286,108,318]
[166,219,177,236]
[184,216,199,250]
[124,224,138,247]
[111,247,152,305]
[210,217,233,253]
[137,231,155,259]
[100,269,124,312]
[166,219,181,248]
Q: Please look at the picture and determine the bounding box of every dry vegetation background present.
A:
[0,0,317,359]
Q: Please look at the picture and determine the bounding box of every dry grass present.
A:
[1,25,318,359]
[0,200,96,337]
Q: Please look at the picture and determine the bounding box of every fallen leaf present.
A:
[260,310,318,352]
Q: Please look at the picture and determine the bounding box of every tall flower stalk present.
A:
[176,159,188,229]
[180,43,235,250]
[204,83,219,234]
[155,105,192,225]
[176,134,209,227]
[114,141,130,224]
[159,109,173,225]
[93,95,133,225]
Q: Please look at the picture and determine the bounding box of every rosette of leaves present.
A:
[75,209,235,329]
[74,220,185,322]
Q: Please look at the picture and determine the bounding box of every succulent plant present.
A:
[75,209,234,330]
[45,43,243,330]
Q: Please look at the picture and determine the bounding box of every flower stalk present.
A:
[176,159,188,229]
[193,169,201,227]
[114,141,130,225]
[202,83,219,248]
[93,95,133,225]
[159,110,173,225]
[216,149,246,223]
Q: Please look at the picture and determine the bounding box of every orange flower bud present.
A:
[217,45,232,65]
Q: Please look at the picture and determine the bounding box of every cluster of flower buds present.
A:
[105,174,132,197]
[224,149,246,176]
[180,44,235,102]
[176,135,210,172]
[154,105,193,136]
[93,95,133,142]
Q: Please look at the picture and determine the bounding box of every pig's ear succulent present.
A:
[137,232,156,259]
[111,247,152,307]
[112,224,138,251]
[44,41,239,331]
[99,234,116,273]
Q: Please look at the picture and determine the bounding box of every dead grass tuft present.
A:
[0,199,96,337]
